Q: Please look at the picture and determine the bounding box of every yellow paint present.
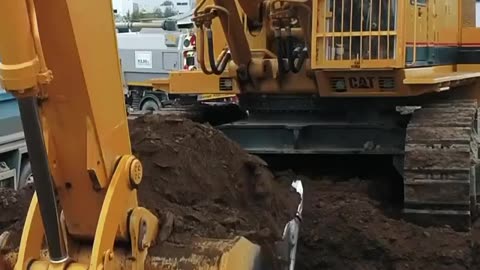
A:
[128,208,159,270]
[461,27,480,45]
[24,0,135,239]
[7,236,264,270]
[14,194,44,269]
[160,0,480,98]
[127,81,154,88]
[88,156,149,269]
[198,94,236,101]
[151,71,239,94]
[218,237,261,269]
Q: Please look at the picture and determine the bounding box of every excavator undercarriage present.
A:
[129,86,480,231]
[403,98,480,231]
[219,93,480,231]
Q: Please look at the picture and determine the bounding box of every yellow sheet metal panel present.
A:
[152,71,240,94]
[12,194,44,268]
[458,64,480,72]
[461,0,476,27]
[461,27,480,45]
[197,94,236,101]
[150,78,170,91]
[127,81,154,88]
[433,0,459,45]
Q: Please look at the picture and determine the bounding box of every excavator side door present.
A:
[406,0,429,65]
[313,0,400,69]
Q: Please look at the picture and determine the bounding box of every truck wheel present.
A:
[141,99,160,112]
[19,161,33,188]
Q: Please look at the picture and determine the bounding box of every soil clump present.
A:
[129,115,301,260]
[0,184,34,252]
[296,177,480,270]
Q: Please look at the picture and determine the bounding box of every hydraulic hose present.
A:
[275,35,289,74]
[215,50,231,74]
[276,32,308,74]
[206,28,231,75]
[286,35,296,72]
[197,27,213,75]
[289,45,308,74]
[207,28,230,75]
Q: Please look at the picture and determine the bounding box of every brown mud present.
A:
[129,115,300,262]
[2,115,480,269]
[0,185,34,252]
[296,178,480,270]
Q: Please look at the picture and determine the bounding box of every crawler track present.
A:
[403,99,479,231]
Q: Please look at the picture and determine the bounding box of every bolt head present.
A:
[130,159,143,187]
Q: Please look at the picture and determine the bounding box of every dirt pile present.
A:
[0,184,34,251]
[5,114,480,269]
[296,178,480,270]
[129,115,301,256]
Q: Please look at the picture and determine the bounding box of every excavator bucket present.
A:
[2,237,263,270]
[146,237,263,269]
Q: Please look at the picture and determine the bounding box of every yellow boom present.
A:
[0,0,159,269]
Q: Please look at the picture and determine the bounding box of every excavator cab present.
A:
[323,0,397,63]
[330,0,396,59]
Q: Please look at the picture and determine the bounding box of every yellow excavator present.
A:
[4,0,480,268]
[154,0,480,232]
[0,0,305,270]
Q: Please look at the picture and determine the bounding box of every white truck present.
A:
[117,17,200,112]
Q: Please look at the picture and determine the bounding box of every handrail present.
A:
[410,0,418,66]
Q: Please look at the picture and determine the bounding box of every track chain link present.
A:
[403,99,479,231]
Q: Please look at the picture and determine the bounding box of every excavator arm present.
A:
[0,0,158,269]
[190,0,312,88]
